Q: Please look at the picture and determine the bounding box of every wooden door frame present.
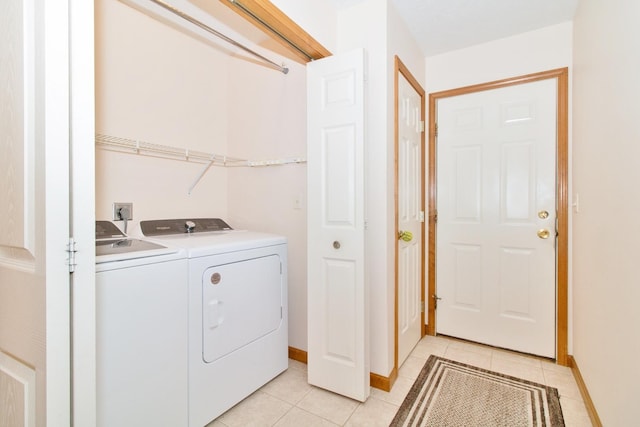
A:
[394,56,426,380]
[427,68,569,366]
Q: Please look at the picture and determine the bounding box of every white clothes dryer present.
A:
[140,218,288,427]
[95,221,189,427]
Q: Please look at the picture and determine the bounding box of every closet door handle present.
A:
[398,230,413,242]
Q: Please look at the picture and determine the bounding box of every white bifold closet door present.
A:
[307,48,369,402]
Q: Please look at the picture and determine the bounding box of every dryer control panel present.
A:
[140,218,233,236]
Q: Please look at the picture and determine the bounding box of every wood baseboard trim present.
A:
[370,367,397,392]
[287,347,396,392]
[288,346,307,364]
[568,355,602,427]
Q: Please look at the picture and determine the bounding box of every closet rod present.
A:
[148,0,289,74]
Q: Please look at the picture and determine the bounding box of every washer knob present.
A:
[185,220,196,233]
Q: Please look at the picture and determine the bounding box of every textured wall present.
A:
[572,0,640,424]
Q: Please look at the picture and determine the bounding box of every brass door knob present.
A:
[537,229,550,239]
[398,230,413,242]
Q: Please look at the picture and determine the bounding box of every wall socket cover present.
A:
[113,202,133,221]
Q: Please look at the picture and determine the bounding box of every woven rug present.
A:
[390,355,564,427]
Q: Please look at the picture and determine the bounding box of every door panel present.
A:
[323,259,357,361]
[324,125,357,225]
[436,79,557,358]
[499,247,535,319]
[451,244,482,310]
[397,71,423,366]
[307,49,368,401]
[0,0,73,424]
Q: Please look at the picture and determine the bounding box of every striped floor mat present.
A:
[390,356,564,427]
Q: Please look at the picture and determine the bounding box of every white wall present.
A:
[388,3,425,86]
[425,22,573,93]
[95,0,231,226]
[225,57,308,350]
[572,1,640,424]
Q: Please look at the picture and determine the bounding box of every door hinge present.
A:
[419,211,425,222]
[421,301,425,313]
[435,122,438,137]
[419,121,425,133]
[66,237,78,273]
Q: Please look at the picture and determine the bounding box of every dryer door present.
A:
[202,254,283,363]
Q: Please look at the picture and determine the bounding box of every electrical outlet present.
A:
[113,202,133,221]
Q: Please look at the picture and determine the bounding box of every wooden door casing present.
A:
[427,68,569,365]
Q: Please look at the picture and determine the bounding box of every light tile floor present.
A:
[208,335,592,426]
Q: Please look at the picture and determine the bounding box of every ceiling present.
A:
[336,0,580,57]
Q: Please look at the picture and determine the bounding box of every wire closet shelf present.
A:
[96,133,306,195]
[95,134,306,168]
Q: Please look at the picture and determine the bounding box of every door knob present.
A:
[398,230,413,242]
[537,229,550,239]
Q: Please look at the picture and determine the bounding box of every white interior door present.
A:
[0,0,76,425]
[397,72,423,366]
[307,48,369,401]
[436,79,557,358]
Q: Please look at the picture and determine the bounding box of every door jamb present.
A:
[394,56,426,383]
[426,68,569,366]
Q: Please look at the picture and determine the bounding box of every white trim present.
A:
[44,0,71,425]
[70,0,97,424]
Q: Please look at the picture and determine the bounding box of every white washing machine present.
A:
[95,221,189,427]
[140,218,288,427]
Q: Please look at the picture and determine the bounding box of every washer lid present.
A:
[96,220,126,239]
[96,238,169,257]
[95,220,179,263]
